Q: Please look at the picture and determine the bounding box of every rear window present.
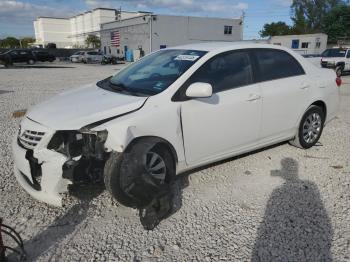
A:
[322,48,346,58]
[87,51,99,55]
[255,49,305,82]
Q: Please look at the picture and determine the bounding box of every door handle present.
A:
[246,94,261,102]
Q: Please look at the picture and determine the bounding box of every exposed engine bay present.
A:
[46,129,109,185]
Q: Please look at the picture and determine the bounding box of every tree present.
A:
[0,37,20,48]
[85,35,100,48]
[323,4,350,43]
[260,22,292,37]
[291,0,345,33]
[20,37,35,48]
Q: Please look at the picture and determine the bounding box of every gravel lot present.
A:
[0,63,349,261]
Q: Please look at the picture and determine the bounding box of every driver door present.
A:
[179,50,262,165]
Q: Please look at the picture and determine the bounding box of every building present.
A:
[269,33,328,55]
[100,14,243,59]
[33,8,147,48]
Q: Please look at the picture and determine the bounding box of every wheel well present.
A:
[124,136,178,165]
[336,62,345,69]
[311,100,327,119]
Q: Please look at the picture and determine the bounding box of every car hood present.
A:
[26,83,147,130]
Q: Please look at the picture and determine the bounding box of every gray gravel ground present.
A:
[0,63,349,261]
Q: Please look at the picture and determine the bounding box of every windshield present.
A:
[322,48,346,58]
[109,49,207,96]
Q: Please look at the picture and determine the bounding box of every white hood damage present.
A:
[26,83,147,130]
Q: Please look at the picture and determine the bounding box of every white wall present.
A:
[33,8,118,48]
[100,14,243,56]
[34,18,71,48]
[270,34,328,55]
[151,15,242,51]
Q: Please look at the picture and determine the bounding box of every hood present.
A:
[27,83,147,130]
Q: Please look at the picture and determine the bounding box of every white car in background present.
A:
[321,47,350,77]
[12,43,340,207]
[82,51,103,64]
[69,51,85,63]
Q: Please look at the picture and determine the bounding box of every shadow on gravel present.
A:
[252,158,333,262]
[10,184,104,261]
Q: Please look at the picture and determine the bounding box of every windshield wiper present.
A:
[109,80,147,97]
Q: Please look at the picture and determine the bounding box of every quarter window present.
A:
[254,49,305,82]
[188,51,253,93]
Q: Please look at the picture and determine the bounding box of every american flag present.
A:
[110,31,120,47]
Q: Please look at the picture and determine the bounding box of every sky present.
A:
[0,0,293,39]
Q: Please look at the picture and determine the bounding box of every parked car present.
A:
[13,43,340,208]
[82,51,103,63]
[32,50,56,62]
[321,47,350,77]
[70,51,85,63]
[0,49,36,67]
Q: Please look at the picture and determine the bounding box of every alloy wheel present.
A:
[302,112,322,144]
[145,151,167,184]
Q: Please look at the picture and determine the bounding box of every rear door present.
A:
[253,48,309,140]
[179,50,262,165]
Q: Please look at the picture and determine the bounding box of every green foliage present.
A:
[0,37,20,48]
[259,22,293,37]
[260,0,349,41]
[291,0,345,33]
[20,37,35,48]
[85,35,101,48]
[323,5,350,43]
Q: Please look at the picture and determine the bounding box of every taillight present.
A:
[336,77,342,87]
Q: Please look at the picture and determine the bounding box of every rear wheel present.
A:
[104,140,175,207]
[290,105,325,149]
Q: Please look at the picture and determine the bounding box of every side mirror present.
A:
[186,82,213,98]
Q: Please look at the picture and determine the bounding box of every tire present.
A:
[335,66,343,77]
[104,140,175,207]
[289,105,325,149]
[27,59,35,65]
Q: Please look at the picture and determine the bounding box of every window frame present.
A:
[346,50,350,58]
[301,42,309,49]
[251,48,305,83]
[224,25,233,35]
[172,49,258,101]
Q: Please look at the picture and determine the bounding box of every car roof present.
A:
[168,42,291,53]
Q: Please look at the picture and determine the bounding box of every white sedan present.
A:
[13,42,341,207]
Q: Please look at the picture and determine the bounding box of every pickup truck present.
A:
[321,48,350,77]
[0,49,36,67]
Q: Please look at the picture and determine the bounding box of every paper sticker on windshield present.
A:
[175,55,200,61]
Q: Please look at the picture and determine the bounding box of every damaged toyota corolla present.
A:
[12,42,340,208]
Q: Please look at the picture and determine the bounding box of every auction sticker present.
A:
[175,55,200,61]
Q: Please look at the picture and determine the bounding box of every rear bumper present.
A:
[12,135,71,207]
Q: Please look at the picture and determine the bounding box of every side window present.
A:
[188,51,253,93]
[347,50,350,58]
[255,49,305,82]
[19,51,28,55]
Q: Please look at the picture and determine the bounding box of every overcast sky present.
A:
[0,0,292,39]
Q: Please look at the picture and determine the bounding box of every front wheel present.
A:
[104,141,175,207]
[27,59,35,65]
[290,105,325,149]
[335,66,343,77]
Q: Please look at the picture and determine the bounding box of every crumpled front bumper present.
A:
[12,118,72,206]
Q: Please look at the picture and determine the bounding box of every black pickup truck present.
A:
[0,49,36,67]
[32,50,56,62]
